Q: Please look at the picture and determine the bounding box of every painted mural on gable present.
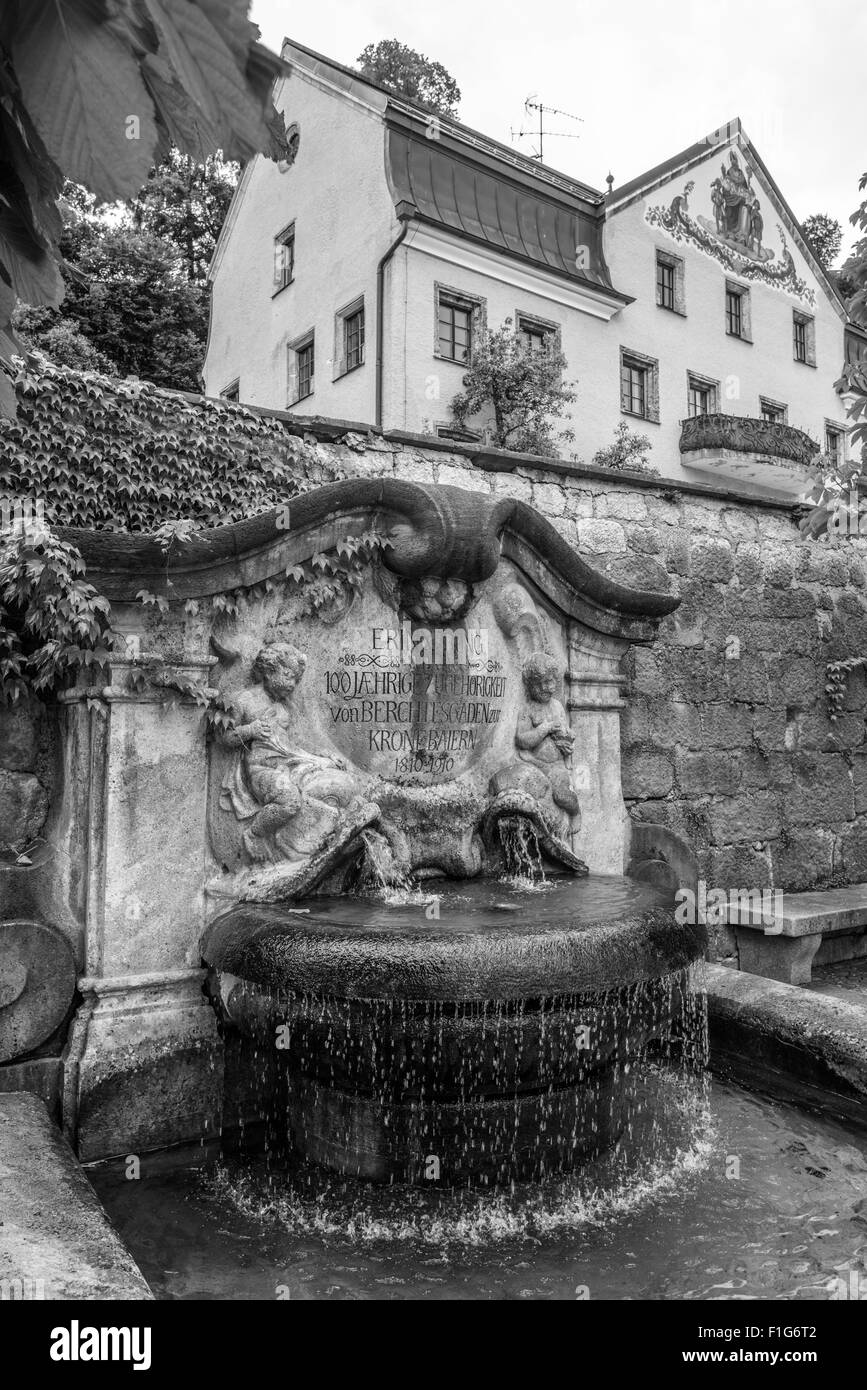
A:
[645,148,815,306]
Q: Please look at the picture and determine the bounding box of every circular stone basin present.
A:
[203,874,704,1002]
[203,876,707,1186]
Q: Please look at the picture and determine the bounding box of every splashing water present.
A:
[218,961,709,1195]
[207,1063,712,1246]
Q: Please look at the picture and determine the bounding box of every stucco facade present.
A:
[204,40,854,496]
[205,54,398,421]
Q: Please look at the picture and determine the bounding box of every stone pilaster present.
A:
[58,660,223,1159]
[566,626,632,875]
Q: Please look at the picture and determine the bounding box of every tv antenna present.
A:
[511,94,584,163]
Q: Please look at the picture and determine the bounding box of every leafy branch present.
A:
[283,528,393,616]
[825,657,867,722]
[0,523,113,703]
[127,658,236,733]
[0,0,290,394]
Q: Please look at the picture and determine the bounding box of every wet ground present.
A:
[91,1079,867,1301]
[809,956,867,1007]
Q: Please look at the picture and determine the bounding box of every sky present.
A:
[249,0,866,260]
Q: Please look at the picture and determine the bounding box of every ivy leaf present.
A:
[13,0,159,201]
[140,0,264,157]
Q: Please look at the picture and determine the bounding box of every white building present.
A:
[204,38,859,498]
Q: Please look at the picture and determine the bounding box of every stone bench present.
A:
[730,883,867,985]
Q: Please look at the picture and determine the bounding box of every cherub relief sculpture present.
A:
[514,652,580,817]
[488,576,581,842]
[219,641,370,863]
[485,646,585,873]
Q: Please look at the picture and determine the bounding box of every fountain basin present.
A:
[202,876,707,1186]
[203,877,703,1001]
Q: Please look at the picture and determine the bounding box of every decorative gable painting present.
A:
[645,149,815,305]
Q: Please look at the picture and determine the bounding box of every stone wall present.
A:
[8,410,867,965]
[0,698,53,860]
[288,427,867,957]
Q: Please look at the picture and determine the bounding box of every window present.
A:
[345,307,364,371]
[438,297,472,362]
[287,332,314,405]
[335,298,365,377]
[622,360,646,416]
[220,379,239,403]
[759,397,787,424]
[655,251,685,314]
[278,124,300,172]
[436,423,482,443]
[520,322,548,355]
[297,341,314,399]
[274,223,295,292]
[620,348,660,423]
[515,312,560,359]
[793,312,816,366]
[825,424,844,462]
[434,286,484,363]
[657,259,675,310]
[725,281,751,341]
[686,372,718,418]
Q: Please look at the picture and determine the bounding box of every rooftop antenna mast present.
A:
[511,95,584,163]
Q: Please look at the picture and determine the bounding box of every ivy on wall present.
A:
[0,526,113,704]
[0,356,357,705]
[0,356,343,531]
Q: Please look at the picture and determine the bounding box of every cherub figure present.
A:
[515,652,579,816]
[220,641,364,862]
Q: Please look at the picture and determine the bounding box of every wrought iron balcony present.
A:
[679,413,819,498]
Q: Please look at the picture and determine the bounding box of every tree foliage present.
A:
[132,147,238,284]
[592,421,658,476]
[357,39,460,118]
[12,304,119,374]
[841,176,867,337]
[802,212,843,271]
[836,172,867,458]
[797,451,863,541]
[14,151,238,389]
[23,216,208,390]
[451,321,576,456]
[0,0,287,403]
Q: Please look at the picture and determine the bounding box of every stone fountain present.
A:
[3,479,705,1181]
[197,481,706,1185]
